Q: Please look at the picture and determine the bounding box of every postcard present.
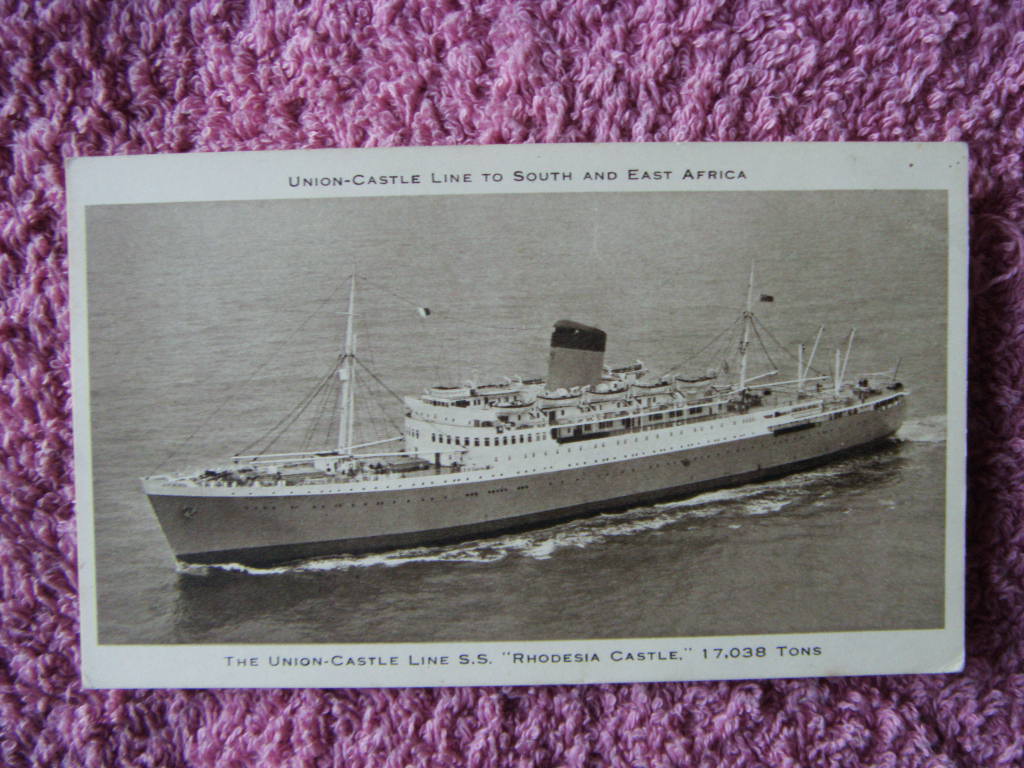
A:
[68,141,967,688]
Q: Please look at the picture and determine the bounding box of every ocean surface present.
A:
[85,190,952,644]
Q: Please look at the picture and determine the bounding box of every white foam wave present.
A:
[192,542,512,576]
[898,415,947,443]
[743,498,790,516]
[176,562,212,576]
[193,502,709,575]
[653,485,761,510]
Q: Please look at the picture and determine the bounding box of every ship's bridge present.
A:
[405,395,497,426]
[414,379,541,409]
[406,363,650,424]
[402,390,546,469]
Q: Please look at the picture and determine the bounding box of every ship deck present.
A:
[146,383,905,493]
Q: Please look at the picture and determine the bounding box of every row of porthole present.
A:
[239,425,850,512]
[235,423,846,500]
[253,441,713,499]
[245,472,662,509]
[426,417,731,453]
[223,455,746,518]
[260,450,700,512]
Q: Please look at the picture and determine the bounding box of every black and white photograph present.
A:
[70,143,967,688]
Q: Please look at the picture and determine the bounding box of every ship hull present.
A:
[147,400,906,566]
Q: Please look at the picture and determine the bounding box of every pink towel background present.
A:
[2,0,1023,765]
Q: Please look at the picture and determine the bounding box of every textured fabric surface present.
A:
[1,0,1023,765]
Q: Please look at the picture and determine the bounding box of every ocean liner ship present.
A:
[143,273,907,566]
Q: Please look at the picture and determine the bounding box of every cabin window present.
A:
[446,435,452,444]
[503,436,508,445]
[474,438,480,447]
[484,438,491,446]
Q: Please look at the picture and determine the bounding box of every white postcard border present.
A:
[68,142,968,689]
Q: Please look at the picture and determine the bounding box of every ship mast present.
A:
[337,275,357,456]
[738,264,755,391]
[840,328,857,388]
[804,325,824,384]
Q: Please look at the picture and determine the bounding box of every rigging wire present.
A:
[149,280,349,473]
[359,274,541,333]
[356,274,423,312]
[368,381,403,436]
[236,354,342,457]
[360,366,402,441]
[259,366,338,456]
[655,315,744,380]
[326,387,339,449]
[715,318,742,373]
[154,270,847,473]
[749,320,779,373]
[752,315,827,377]
[355,357,407,406]
[217,288,415,460]
[654,309,834,386]
[349,367,368,448]
[302,362,340,451]
[354,367,382,447]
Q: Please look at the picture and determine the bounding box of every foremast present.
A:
[337,275,357,456]
[738,263,755,392]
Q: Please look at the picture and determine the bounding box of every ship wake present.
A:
[897,414,946,444]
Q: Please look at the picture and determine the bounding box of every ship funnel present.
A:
[547,320,607,391]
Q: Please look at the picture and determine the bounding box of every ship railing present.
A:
[786,389,907,423]
[548,399,732,433]
[735,374,829,392]
[847,370,904,380]
[232,436,404,465]
[764,399,826,418]
[548,398,740,440]
[146,475,203,488]
[545,381,882,438]
[755,373,894,397]
[738,370,780,387]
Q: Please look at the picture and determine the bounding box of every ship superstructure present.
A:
[143,273,907,566]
